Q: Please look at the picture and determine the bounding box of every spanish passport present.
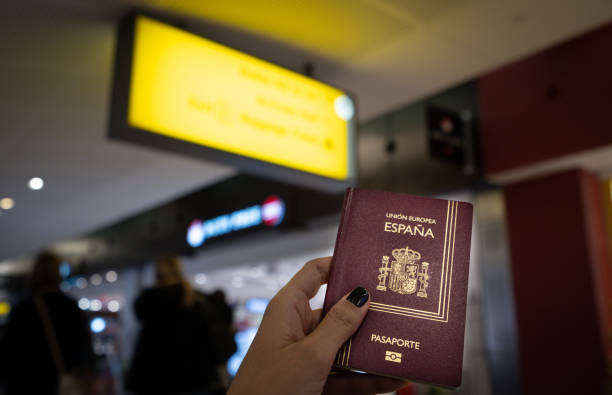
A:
[323,188,473,387]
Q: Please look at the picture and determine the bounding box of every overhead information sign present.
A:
[110,15,356,186]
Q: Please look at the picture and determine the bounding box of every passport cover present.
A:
[322,188,473,387]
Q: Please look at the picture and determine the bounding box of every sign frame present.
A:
[109,12,357,191]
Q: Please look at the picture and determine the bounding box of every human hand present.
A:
[227,257,407,395]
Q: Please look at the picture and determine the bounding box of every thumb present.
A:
[305,287,369,362]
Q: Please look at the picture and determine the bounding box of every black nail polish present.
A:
[347,287,369,307]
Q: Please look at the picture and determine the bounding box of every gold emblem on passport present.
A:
[385,351,402,363]
[377,246,430,297]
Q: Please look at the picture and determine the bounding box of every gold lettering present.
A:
[369,333,421,350]
[384,222,392,232]
[415,225,424,237]
[384,221,434,238]
[387,213,437,224]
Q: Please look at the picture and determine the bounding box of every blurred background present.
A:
[1,1,612,394]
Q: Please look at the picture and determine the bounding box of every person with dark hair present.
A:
[126,256,231,395]
[0,252,93,395]
[207,289,236,394]
[210,289,233,326]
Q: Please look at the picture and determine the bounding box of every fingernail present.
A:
[346,287,369,307]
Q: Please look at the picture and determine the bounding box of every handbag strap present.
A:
[34,296,66,374]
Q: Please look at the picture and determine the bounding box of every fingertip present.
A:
[346,286,369,308]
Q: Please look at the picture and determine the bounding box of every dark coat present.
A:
[0,290,93,395]
[126,285,217,394]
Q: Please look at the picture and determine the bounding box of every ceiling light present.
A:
[231,277,244,288]
[90,274,102,286]
[105,270,118,283]
[249,266,265,278]
[28,177,44,190]
[78,298,90,310]
[90,317,106,333]
[107,300,120,312]
[76,277,87,289]
[0,198,14,210]
[90,299,102,311]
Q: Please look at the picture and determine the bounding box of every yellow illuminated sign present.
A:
[127,16,354,180]
[0,302,10,316]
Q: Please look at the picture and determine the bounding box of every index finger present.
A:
[283,257,332,300]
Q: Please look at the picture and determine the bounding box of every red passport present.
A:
[323,188,473,387]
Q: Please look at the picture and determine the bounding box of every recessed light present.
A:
[105,270,118,283]
[90,274,102,286]
[90,317,106,333]
[90,299,102,311]
[78,298,90,310]
[0,198,14,210]
[231,276,244,288]
[76,277,87,289]
[195,273,207,285]
[107,300,120,312]
[28,177,44,190]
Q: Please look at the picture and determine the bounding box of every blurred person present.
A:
[227,257,407,395]
[210,289,233,327]
[207,289,236,394]
[126,256,234,395]
[0,252,93,395]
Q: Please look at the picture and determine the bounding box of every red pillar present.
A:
[503,169,610,394]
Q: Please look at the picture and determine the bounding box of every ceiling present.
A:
[1,0,611,268]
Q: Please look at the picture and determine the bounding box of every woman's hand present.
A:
[227,257,407,395]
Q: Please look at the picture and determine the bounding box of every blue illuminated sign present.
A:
[245,298,269,314]
[227,327,258,376]
[187,196,285,248]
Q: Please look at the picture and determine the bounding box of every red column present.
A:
[503,169,610,394]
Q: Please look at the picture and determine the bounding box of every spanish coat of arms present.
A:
[376,246,430,297]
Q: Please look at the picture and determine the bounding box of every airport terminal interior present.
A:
[1,1,612,394]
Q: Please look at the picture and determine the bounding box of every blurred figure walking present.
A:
[126,256,235,395]
[207,289,236,395]
[0,252,93,395]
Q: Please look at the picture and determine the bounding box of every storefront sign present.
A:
[186,195,285,248]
